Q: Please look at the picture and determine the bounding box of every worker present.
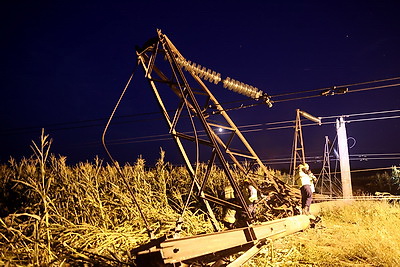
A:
[297,163,316,215]
[243,179,258,218]
[222,185,236,229]
[223,179,259,228]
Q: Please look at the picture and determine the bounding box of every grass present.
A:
[246,200,400,266]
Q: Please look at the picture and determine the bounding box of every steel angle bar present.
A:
[226,240,267,267]
[135,215,312,266]
[173,132,213,146]
[201,192,243,210]
[208,122,235,131]
[226,150,257,160]
[198,150,217,194]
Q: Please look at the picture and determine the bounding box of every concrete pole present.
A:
[336,117,353,199]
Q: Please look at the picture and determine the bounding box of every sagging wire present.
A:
[101,61,154,239]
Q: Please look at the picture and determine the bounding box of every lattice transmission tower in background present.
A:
[317,136,333,197]
[290,109,305,185]
[317,135,344,197]
[290,109,321,185]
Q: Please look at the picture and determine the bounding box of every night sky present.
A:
[1,1,400,172]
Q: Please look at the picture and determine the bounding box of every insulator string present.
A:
[223,77,263,99]
[176,57,272,106]
[176,57,222,84]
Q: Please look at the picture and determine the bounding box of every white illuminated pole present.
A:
[336,116,353,199]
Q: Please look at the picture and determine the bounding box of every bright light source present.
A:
[218,128,223,132]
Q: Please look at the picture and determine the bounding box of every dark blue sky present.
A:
[1,1,399,170]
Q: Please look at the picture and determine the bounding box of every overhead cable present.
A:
[270,76,400,98]
[3,76,400,135]
[100,110,400,146]
[101,63,154,239]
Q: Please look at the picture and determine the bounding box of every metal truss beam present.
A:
[136,30,298,225]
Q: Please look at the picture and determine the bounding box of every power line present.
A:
[272,82,400,103]
[0,110,165,135]
[100,110,400,146]
[349,82,400,93]
[1,98,397,145]
[321,109,400,119]
[210,76,400,110]
[352,153,400,156]
[270,76,400,101]
[0,112,167,136]
[2,77,400,135]
[262,155,400,166]
[348,115,400,123]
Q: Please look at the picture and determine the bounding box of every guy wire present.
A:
[101,61,154,239]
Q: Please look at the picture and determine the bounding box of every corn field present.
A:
[2,132,400,266]
[0,132,287,266]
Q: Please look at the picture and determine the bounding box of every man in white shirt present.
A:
[297,163,316,215]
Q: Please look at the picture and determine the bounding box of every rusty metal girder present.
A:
[133,200,359,266]
[134,215,313,266]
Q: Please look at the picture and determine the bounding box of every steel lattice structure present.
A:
[136,30,298,227]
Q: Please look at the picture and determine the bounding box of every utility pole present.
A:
[336,117,353,199]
